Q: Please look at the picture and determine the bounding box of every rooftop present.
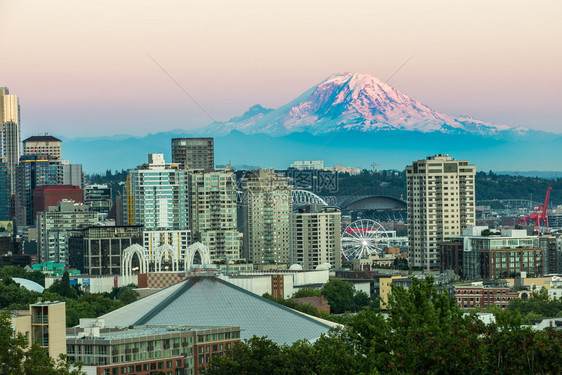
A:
[98,275,335,344]
[23,135,62,143]
[67,325,235,341]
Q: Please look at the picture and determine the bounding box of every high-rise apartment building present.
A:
[171,138,214,170]
[406,154,475,270]
[0,87,21,194]
[290,205,342,269]
[189,169,240,262]
[37,200,99,264]
[126,154,189,230]
[241,170,292,265]
[23,135,62,160]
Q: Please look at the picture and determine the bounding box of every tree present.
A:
[58,271,74,298]
[320,278,355,314]
[292,287,321,298]
[0,265,46,287]
[118,289,139,304]
[205,277,562,375]
[0,312,84,374]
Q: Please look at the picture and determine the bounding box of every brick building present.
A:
[454,285,519,309]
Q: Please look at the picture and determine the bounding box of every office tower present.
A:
[0,158,10,220]
[68,225,143,275]
[22,135,62,160]
[83,184,113,218]
[241,170,292,265]
[171,138,214,170]
[36,200,98,263]
[290,205,342,269]
[0,87,21,194]
[406,154,475,270]
[189,169,240,262]
[14,155,83,226]
[125,153,189,230]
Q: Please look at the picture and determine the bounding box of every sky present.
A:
[1,0,561,138]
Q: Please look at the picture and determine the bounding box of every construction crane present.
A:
[518,187,552,233]
[371,163,380,172]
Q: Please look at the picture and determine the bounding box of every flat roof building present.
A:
[23,135,62,160]
[171,138,214,170]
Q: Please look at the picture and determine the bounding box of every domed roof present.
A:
[315,263,332,271]
[12,278,45,293]
[288,264,303,271]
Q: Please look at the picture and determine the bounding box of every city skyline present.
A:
[1,0,561,138]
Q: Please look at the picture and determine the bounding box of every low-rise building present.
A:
[67,320,240,375]
[454,283,519,309]
[11,301,66,359]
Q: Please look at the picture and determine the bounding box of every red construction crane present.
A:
[518,187,552,233]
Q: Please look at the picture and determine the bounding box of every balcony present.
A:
[32,315,48,324]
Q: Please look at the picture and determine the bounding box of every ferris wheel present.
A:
[341,219,390,260]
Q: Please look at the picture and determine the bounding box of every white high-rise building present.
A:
[126,154,189,231]
[406,154,475,270]
[0,87,21,193]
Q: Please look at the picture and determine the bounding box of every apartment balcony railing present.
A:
[32,315,48,324]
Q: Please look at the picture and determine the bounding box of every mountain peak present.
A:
[202,72,511,136]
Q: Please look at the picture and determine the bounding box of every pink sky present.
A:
[1,0,561,137]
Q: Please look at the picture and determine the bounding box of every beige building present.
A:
[23,135,62,159]
[189,169,240,262]
[290,205,342,269]
[11,301,67,359]
[406,155,475,270]
[241,170,292,265]
[0,87,21,193]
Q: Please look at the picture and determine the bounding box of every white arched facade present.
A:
[122,244,149,282]
[184,242,211,270]
[154,243,179,272]
[122,242,212,282]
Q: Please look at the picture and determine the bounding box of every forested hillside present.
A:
[89,169,562,206]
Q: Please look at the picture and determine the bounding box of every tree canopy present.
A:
[0,311,84,375]
[205,277,562,375]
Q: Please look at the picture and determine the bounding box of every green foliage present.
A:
[118,289,139,304]
[1,277,139,327]
[0,312,84,374]
[0,277,42,310]
[508,287,562,323]
[0,265,46,287]
[58,271,73,298]
[292,287,321,298]
[207,277,562,375]
[321,278,372,313]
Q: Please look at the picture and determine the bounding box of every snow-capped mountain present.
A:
[204,72,512,136]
